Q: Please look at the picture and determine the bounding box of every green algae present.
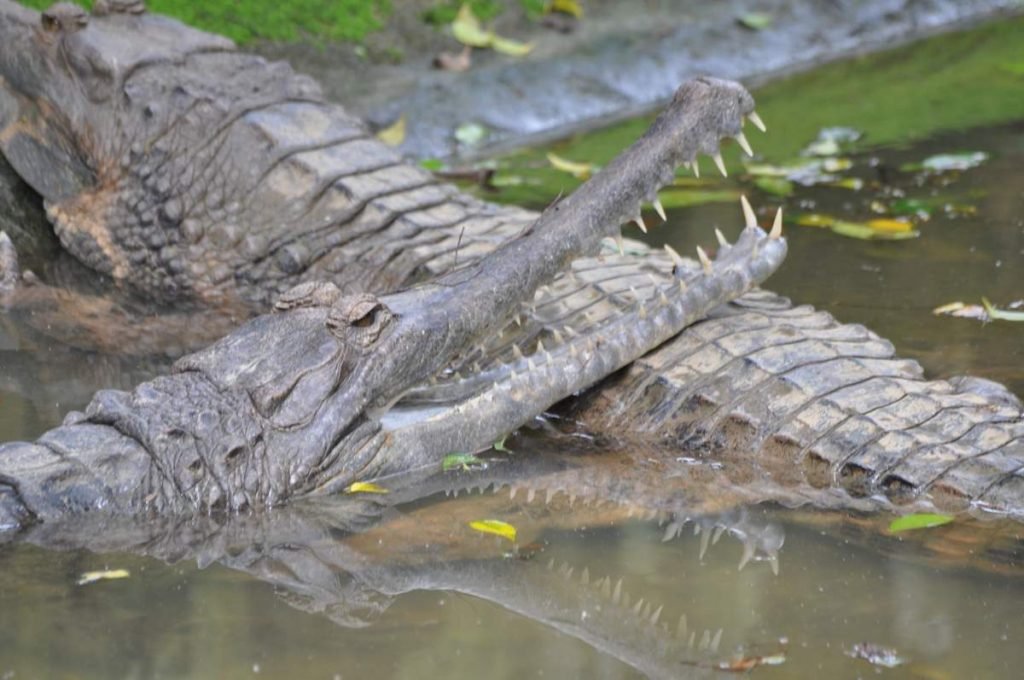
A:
[17,0,392,44]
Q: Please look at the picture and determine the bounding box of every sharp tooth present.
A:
[633,216,648,234]
[513,345,523,359]
[711,628,723,653]
[652,198,667,222]
[552,329,564,344]
[536,339,545,353]
[612,578,623,604]
[513,313,521,326]
[650,605,663,625]
[543,350,553,363]
[735,131,754,157]
[738,541,755,571]
[678,279,687,292]
[748,110,767,132]
[770,207,783,239]
[615,235,626,255]
[658,289,669,305]
[715,228,728,247]
[638,304,647,320]
[632,598,644,615]
[712,152,727,177]
[662,244,685,267]
[696,246,712,274]
[740,194,757,228]
[689,160,700,178]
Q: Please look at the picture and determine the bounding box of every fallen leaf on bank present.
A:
[846,642,908,668]
[469,519,518,542]
[453,4,534,55]
[491,34,535,56]
[434,44,473,71]
[443,452,487,471]
[548,0,583,18]
[901,151,988,172]
[376,116,406,146]
[452,4,493,46]
[345,481,389,494]
[455,122,489,147]
[737,12,773,30]
[888,513,953,533]
[546,152,594,179]
[77,569,131,586]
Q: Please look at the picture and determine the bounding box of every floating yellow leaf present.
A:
[452,4,493,47]
[865,218,913,233]
[469,519,517,542]
[795,213,835,228]
[345,481,389,494]
[546,152,593,179]
[548,0,583,18]
[830,220,918,240]
[829,177,864,190]
[932,301,987,320]
[376,116,406,147]
[77,569,130,586]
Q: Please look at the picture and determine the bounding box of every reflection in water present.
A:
[2,436,1024,678]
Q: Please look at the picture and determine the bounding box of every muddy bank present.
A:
[257,0,1019,159]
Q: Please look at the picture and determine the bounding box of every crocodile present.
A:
[1,1,1023,534]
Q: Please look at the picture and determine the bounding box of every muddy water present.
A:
[2,18,1024,680]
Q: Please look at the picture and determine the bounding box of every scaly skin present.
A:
[0,62,785,529]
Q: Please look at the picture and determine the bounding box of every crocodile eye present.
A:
[326,294,395,347]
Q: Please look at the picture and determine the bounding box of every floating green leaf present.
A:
[443,452,487,471]
[753,176,794,197]
[420,158,445,171]
[654,189,741,209]
[830,220,919,240]
[888,513,954,533]
[982,297,1024,322]
[469,519,517,542]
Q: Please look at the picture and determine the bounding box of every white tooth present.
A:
[513,345,523,359]
[650,605,663,625]
[615,235,626,255]
[662,244,685,267]
[689,160,700,177]
[652,198,667,222]
[711,629,723,653]
[770,207,783,239]
[738,541,755,571]
[536,339,545,353]
[527,358,536,371]
[612,578,623,605]
[712,152,727,177]
[740,194,757,228]
[632,598,644,615]
[543,350,552,363]
[514,313,521,326]
[748,110,767,132]
[638,304,647,320]
[735,131,754,157]
[715,228,728,247]
[633,216,648,234]
[552,329,564,344]
[509,485,518,499]
[696,246,712,274]
[678,279,687,292]
[658,289,669,305]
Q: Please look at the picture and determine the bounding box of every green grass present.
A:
[18,0,391,44]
